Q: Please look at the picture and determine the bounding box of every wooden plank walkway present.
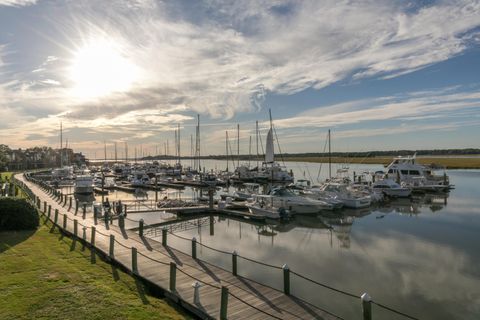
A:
[17,174,340,320]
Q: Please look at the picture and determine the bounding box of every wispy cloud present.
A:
[0,0,36,7]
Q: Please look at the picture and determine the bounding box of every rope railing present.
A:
[290,270,359,299]
[137,251,170,266]
[371,301,420,320]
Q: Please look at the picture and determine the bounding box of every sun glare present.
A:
[69,39,138,98]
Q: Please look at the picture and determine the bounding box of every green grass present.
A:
[0,216,190,320]
[1,171,13,182]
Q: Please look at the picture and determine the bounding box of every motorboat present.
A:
[317,182,371,209]
[385,154,451,190]
[245,198,291,220]
[74,174,94,194]
[255,187,334,214]
[372,179,412,198]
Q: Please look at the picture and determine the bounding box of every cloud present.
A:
[0,0,36,7]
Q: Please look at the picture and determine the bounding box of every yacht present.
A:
[233,183,261,201]
[372,179,412,198]
[245,198,291,219]
[385,154,451,191]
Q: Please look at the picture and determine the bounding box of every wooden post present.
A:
[232,251,238,276]
[169,262,176,292]
[124,204,127,217]
[73,219,78,237]
[209,215,214,236]
[54,209,59,225]
[68,197,72,210]
[139,219,144,237]
[82,204,86,219]
[220,286,229,320]
[43,201,47,213]
[82,226,87,242]
[192,237,197,259]
[75,200,79,214]
[361,293,372,320]
[109,235,115,258]
[91,226,96,246]
[48,205,51,219]
[131,247,138,274]
[283,264,290,295]
[63,214,67,229]
[162,228,167,246]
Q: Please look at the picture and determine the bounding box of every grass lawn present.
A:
[1,171,13,182]
[0,216,190,320]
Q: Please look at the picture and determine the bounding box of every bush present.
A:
[0,198,39,231]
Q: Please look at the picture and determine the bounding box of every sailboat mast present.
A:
[114,142,118,163]
[225,131,229,172]
[256,121,259,168]
[328,129,331,180]
[177,124,181,165]
[60,122,63,166]
[125,142,128,162]
[104,141,107,162]
[237,124,240,168]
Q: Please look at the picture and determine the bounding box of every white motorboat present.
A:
[318,182,371,209]
[385,154,451,190]
[74,174,94,194]
[372,179,412,198]
[257,187,334,214]
[245,198,290,220]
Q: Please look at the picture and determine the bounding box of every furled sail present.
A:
[265,128,274,163]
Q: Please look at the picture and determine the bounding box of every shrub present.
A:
[0,198,39,231]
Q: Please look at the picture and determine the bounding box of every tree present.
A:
[0,144,10,171]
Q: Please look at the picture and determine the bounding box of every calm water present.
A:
[66,160,480,319]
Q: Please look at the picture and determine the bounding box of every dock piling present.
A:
[220,286,229,320]
[109,235,115,258]
[132,247,138,274]
[283,264,290,295]
[232,251,238,276]
[169,262,176,292]
[162,228,167,246]
[139,219,144,237]
[361,293,372,320]
[192,237,197,260]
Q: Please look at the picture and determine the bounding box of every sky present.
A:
[0,0,479,158]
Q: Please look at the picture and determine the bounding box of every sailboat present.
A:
[257,110,293,182]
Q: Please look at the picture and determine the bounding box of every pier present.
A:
[15,173,342,320]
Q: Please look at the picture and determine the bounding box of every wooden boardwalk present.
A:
[17,174,340,320]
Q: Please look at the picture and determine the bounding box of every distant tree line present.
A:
[141,148,480,161]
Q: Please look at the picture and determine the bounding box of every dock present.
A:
[15,173,343,320]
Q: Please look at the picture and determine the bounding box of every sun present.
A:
[69,39,139,98]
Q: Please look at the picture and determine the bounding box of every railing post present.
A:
[162,228,167,246]
[54,209,59,225]
[361,293,372,320]
[192,281,202,304]
[169,262,176,292]
[192,237,197,259]
[139,219,144,237]
[91,226,96,247]
[68,197,72,210]
[48,205,51,218]
[43,201,47,213]
[131,247,138,274]
[82,204,86,219]
[73,219,78,238]
[83,226,87,242]
[63,214,67,230]
[283,264,290,295]
[232,251,238,276]
[220,286,229,320]
[109,235,115,258]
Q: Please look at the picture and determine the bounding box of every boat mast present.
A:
[237,124,240,168]
[114,142,118,163]
[125,142,128,163]
[177,123,181,165]
[328,129,331,180]
[225,131,229,172]
[248,135,252,168]
[194,114,201,172]
[256,121,259,169]
[60,122,63,167]
[104,141,107,162]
